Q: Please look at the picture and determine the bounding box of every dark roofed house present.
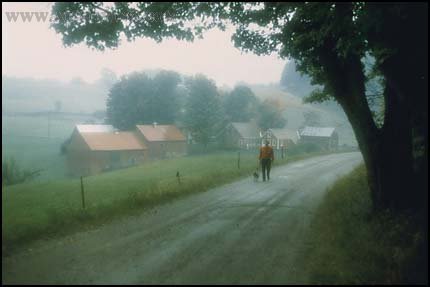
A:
[224,122,262,149]
[298,126,338,151]
[135,123,187,159]
[66,125,147,176]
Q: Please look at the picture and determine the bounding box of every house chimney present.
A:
[152,122,157,128]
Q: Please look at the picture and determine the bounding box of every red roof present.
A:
[80,132,147,151]
[136,125,186,142]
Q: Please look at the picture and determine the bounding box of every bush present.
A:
[2,157,41,186]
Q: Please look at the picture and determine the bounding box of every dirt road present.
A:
[2,152,363,284]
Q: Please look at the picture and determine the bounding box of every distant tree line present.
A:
[106,70,287,145]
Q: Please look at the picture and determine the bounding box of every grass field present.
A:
[2,150,324,253]
[297,165,427,284]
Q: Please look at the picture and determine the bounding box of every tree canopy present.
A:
[183,74,224,145]
[222,85,259,122]
[257,98,287,131]
[106,70,181,130]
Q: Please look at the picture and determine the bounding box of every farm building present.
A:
[135,123,187,159]
[223,122,262,149]
[298,126,339,151]
[264,128,299,150]
[66,125,147,176]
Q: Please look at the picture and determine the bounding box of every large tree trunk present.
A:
[378,56,427,212]
[333,69,381,211]
[327,53,419,212]
[361,2,428,213]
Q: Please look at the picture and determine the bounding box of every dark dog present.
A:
[253,169,259,182]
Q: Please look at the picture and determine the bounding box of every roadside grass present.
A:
[2,150,329,254]
[297,164,427,284]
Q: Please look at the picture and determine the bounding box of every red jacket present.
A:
[259,145,274,160]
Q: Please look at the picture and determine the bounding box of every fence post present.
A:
[176,171,181,184]
[80,176,86,209]
[238,151,240,169]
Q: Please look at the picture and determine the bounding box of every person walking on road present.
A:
[259,140,274,182]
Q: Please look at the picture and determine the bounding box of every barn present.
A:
[223,122,262,149]
[66,125,147,176]
[135,123,187,159]
[298,126,339,151]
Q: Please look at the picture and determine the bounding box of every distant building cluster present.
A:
[65,122,338,176]
[224,121,338,152]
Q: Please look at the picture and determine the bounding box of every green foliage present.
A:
[2,157,41,186]
[223,85,259,122]
[257,99,287,130]
[183,74,225,145]
[50,2,229,50]
[106,70,181,130]
[303,88,334,104]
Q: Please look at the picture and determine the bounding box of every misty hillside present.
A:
[2,76,109,114]
[248,84,357,147]
[280,60,318,98]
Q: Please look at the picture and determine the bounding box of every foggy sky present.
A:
[2,2,286,87]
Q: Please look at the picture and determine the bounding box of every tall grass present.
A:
[298,165,427,284]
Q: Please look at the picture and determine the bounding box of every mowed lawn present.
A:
[3,151,296,251]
